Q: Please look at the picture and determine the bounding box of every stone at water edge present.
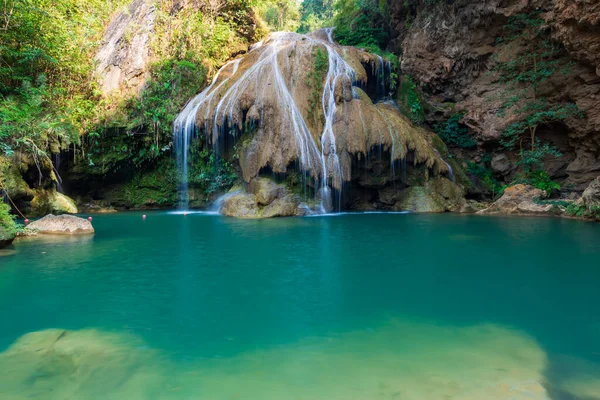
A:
[579,176,600,206]
[0,226,15,249]
[26,214,95,235]
[478,184,557,216]
[221,179,306,219]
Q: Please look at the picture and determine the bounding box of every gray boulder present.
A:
[27,215,94,235]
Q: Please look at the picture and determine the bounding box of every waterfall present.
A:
[172,29,434,215]
[433,149,455,182]
[318,27,357,211]
[173,59,241,209]
[52,153,64,193]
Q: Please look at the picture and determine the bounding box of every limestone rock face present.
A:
[220,179,305,218]
[27,215,94,235]
[579,176,600,206]
[181,30,451,191]
[478,184,557,216]
[95,0,156,96]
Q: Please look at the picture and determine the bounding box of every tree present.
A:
[258,0,301,31]
[298,0,334,33]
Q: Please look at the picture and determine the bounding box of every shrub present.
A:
[435,113,476,149]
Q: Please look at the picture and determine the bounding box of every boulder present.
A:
[395,177,467,213]
[478,184,557,216]
[579,176,600,206]
[248,178,284,206]
[220,193,259,218]
[30,190,78,216]
[220,180,304,219]
[491,154,512,175]
[27,215,94,235]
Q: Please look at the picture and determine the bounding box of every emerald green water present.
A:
[1,213,599,399]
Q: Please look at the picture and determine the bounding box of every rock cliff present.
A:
[389,0,600,192]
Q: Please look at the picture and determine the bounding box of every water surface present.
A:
[1,213,599,399]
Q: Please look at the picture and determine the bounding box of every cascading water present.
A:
[173,28,450,214]
[173,59,241,209]
[318,27,357,212]
[174,30,360,213]
[433,149,455,182]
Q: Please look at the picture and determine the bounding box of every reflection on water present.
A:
[0,319,569,400]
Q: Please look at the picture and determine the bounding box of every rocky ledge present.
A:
[479,176,600,220]
[478,185,559,216]
[27,215,95,235]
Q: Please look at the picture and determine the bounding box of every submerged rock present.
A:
[27,215,94,235]
[478,184,558,216]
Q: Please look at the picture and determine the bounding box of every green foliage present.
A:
[397,76,424,124]
[434,113,476,149]
[298,0,334,33]
[0,0,125,180]
[467,161,504,198]
[189,142,238,198]
[494,11,581,175]
[258,0,301,31]
[80,0,269,177]
[514,170,560,193]
[103,162,179,208]
[0,202,18,239]
[566,203,600,221]
[0,79,78,161]
[332,0,388,52]
[306,47,329,125]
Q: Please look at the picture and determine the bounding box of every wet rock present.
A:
[478,184,558,216]
[460,200,490,213]
[316,187,333,213]
[260,195,303,218]
[27,215,94,235]
[221,180,304,218]
[396,177,466,213]
[221,193,259,218]
[30,190,78,216]
[248,178,284,206]
[579,176,600,206]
